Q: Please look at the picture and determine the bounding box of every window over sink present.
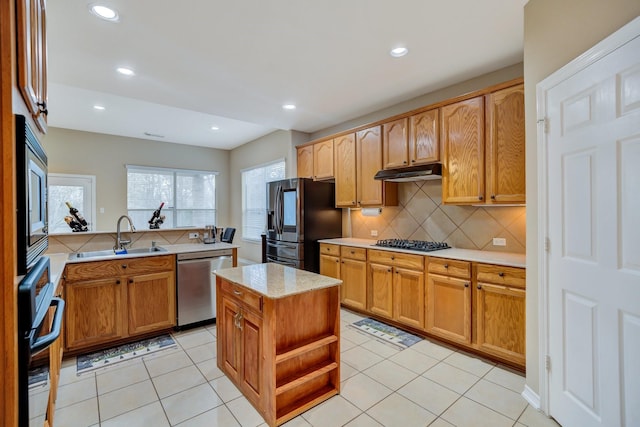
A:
[126,165,217,229]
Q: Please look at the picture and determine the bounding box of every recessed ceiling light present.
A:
[390,47,408,57]
[93,105,105,110]
[90,4,119,22]
[282,104,296,110]
[211,126,220,131]
[116,67,135,76]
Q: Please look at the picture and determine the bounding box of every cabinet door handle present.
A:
[387,268,391,273]
[337,259,340,263]
[478,195,484,201]
[464,282,469,288]
[491,194,496,200]
[411,159,415,163]
[37,101,48,115]
[477,284,482,290]
[403,160,407,164]
[237,312,243,330]
[129,279,134,284]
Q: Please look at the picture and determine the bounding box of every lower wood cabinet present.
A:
[474,264,526,366]
[64,254,176,352]
[425,258,472,345]
[368,250,425,329]
[319,244,366,311]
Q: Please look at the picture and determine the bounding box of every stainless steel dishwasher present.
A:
[176,249,233,327]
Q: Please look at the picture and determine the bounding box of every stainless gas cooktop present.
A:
[373,239,450,252]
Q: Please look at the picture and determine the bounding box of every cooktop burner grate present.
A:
[373,239,451,252]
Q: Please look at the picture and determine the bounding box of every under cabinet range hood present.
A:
[373,163,442,182]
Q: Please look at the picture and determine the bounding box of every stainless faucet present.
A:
[115,215,136,250]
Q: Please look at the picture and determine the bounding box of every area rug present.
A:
[350,318,422,350]
[76,334,176,374]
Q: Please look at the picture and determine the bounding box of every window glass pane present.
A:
[49,185,84,233]
[176,210,216,228]
[48,174,95,233]
[127,169,173,209]
[242,160,285,240]
[176,172,215,209]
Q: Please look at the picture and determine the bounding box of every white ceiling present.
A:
[46,1,527,150]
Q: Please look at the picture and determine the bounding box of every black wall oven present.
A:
[18,256,65,427]
[16,114,48,275]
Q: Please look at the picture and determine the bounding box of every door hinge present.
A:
[537,117,549,134]
[545,355,551,371]
[545,237,550,253]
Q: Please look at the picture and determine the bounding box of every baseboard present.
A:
[522,385,541,410]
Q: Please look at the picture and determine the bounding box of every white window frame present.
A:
[48,173,96,233]
[241,159,285,242]
[126,164,218,229]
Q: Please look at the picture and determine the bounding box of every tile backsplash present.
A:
[349,181,526,254]
[47,228,204,254]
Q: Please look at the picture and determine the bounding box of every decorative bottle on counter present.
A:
[65,201,88,231]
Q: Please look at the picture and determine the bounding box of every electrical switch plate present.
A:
[189,232,199,239]
[99,207,105,214]
[371,230,378,237]
[492,237,507,246]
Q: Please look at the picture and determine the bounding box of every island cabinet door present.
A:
[239,307,263,402]
[368,263,393,319]
[220,297,242,380]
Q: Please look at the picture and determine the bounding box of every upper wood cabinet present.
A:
[313,139,334,180]
[334,127,398,208]
[382,118,409,169]
[441,96,485,204]
[297,139,335,180]
[485,84,526,204]
[409,109,440,165]
[334,133,357,206]
[17,0,48,133]
[382,109,440,170]
[441,83,525,205]
[296,145,314,179]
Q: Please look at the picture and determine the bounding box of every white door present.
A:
[541,19,640,427]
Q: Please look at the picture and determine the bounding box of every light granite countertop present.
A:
[318,237,526,268]
[215,263,342,299]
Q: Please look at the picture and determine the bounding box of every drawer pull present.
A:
[443,263,448,269]
[350,250,355,254]
[121,264,127,269]
[391,256,395,260]
[477,284,482,290]
[498,272,505,277]
[233,289,242,296]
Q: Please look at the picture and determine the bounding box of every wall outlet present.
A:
[371,230,378,237]
[189,232,199,239]
[492,237,507,246]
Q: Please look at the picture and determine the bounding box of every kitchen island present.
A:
[215,263,342,427]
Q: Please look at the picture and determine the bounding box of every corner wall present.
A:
[228,130,309,262]
[523,0,640,399]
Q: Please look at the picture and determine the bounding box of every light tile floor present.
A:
[53,309,561,427]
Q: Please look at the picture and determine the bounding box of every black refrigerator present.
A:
[266,178,342,273]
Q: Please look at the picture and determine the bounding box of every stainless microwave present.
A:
[16,115,48,275]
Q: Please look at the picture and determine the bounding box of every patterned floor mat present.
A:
[350,318,422,350]
[76,334,176,374]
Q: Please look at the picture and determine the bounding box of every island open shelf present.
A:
[215,263,341,427]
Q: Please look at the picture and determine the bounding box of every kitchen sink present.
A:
[68,246,167,260]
